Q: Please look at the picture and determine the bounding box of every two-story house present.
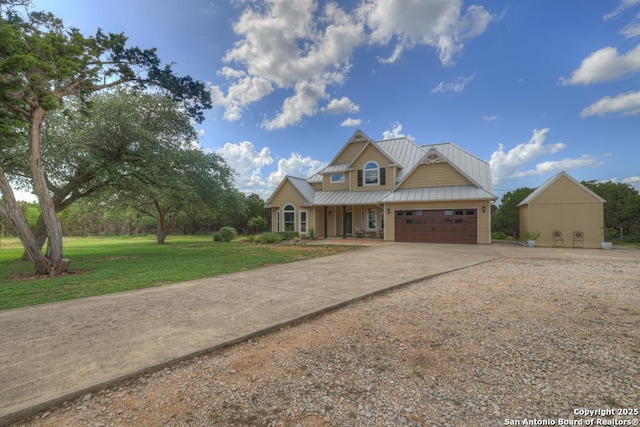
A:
[265,130,497,244]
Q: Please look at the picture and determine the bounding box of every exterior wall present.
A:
[349,144,395,192]
[399,162,471,189]
[532,174,599,204]
[311,182,322,190]
[333,141,367,164]
[520,203,603,248]
[385,200,492,244]
[323,172,350,191]
[269,180,307,233]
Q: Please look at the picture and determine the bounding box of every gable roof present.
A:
[517,171,606,207]
[327,129,373,166]
[265,175,315,208]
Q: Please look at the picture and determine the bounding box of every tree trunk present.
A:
[156,208,168,244]
[0,168,53,274]
[28,107,68,275]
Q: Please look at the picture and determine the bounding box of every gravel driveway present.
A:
[17,246,640,426]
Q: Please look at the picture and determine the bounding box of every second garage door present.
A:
[394,209,477,243]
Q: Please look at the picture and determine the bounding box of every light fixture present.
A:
[482,205,486,213]
[329,210,332,215]
[387,208,390,214]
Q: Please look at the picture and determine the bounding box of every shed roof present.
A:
[517,171,605,207]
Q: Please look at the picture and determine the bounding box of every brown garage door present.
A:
[394,209,477,244]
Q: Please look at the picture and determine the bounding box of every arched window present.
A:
[283,204,295,232]
[364,161,379,185]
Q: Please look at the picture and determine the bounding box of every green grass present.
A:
[0,235,360,311]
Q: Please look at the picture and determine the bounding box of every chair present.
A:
[552,230,564,248]
[572,230,584,248]
[354,227,365,238]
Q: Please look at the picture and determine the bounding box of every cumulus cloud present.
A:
[490,128,567,186]
[321,97,360,114]
[560,44,640,85]
[211,0,495,128]
[580,90,640,116]
[216,141,274,192]
[266,153,327,189]
[511,155,602,178]
[340,117,362,127]
[382,122,414,140]
[431,74,476,93]
[360,0,494,66]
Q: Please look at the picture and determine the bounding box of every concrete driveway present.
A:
[2,241,637,425]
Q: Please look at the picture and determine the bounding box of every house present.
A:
[517,171,605,248]
[265,130,498,244]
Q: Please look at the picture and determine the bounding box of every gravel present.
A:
[17,256,640,426]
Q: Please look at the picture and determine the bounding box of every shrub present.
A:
[219,227,237,242]
[212,232,222,242]
[491,231,508,240]
[247,216,268,233]
[255,232,284,244]
[309,227,315,239]
[276,231,298,240]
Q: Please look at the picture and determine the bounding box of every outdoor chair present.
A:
[572,230,584,248]
[354,227,365,238]
[552,230,564,248]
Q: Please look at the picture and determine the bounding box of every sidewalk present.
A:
[0,243,500,425]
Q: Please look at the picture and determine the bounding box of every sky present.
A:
[25,0,640,202]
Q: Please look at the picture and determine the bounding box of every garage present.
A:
[394,209,477,243]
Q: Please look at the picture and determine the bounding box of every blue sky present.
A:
[29,0,640,201]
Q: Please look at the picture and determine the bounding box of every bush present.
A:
[212,232,222,242]
[491,231,508,240]
[276,231,298,240]
[255,232,284,244]
[247,216,268,233]
[219,227,237,242]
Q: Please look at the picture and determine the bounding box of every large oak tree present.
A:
[0,2,211,275]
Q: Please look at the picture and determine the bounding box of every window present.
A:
[300,210,307,233]
[283,204,295,232]
[364,161,379,185]
[367,209,377,230]
[276,210,280,231]
[330,173,345,183]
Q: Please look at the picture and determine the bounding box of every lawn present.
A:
[0,235,361,311]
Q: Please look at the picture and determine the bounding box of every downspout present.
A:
[324,206,328,239]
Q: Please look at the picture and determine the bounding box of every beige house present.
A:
[266,130,497,244]
[518,171,605,248]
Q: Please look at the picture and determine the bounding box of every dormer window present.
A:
[364,161,379,185]
[330,173,345,183]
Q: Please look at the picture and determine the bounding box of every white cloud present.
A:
[561,44,640,85]
[490,128,568,186]
[604,0,640,21]
[321,97,360,114]
[267,153,327,189]
[580,90,640,117]
[211,0,495,127]
[215,141,274,192]
[360,0,494,65]
[482,115,499,122]
[431,74,476,93]
[382,122,414,140]
[621,13,640,38]
[512,155,602,178]
[340,117,362,127]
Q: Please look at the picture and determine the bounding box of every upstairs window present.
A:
[364,161,379,185]
[330,173,345,183]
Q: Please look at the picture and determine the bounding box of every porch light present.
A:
[482,205,486,213]
[387,208,390,214]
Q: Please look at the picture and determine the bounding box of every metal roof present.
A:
[517,171,606,207]
[374,138,425,180]
[287,176,316,205]
[314,190,390,206]
[426,143,494,193]
[381,186,497,203]
[318,163,351,174]
[307,173,322,183]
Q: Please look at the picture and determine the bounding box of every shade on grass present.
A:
[0,235,360,310]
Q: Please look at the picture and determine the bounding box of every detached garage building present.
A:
[266,130,497,244]
[518,171,605,248]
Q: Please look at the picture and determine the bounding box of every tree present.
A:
[0,3,211,275]
[583,181,640,241]
[492,187,535,238]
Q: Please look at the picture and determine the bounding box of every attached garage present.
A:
[394,209,478,243]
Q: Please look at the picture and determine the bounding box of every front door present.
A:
[345,212,353,236]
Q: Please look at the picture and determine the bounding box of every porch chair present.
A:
[354,227,365,238]
[552,230,564,248]
[572,230,584,248]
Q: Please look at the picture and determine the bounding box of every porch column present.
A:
[324,206,328,239]
[342,205,347,239]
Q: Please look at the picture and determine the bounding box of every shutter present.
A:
[357,170,363,187]
[380,168,386,185]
